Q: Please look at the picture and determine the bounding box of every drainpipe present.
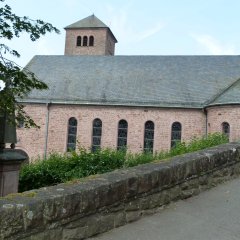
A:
[203,108,208,137]
[44,102,51,159]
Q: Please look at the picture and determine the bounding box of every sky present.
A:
[2,0,240,67]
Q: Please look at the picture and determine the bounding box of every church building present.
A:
[17,15,240,160]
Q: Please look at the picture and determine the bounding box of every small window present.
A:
[222,122,230,141]
[117,120,128,150]
[67,117,77,151]
[83,36,88,46]
[17,119,24,128]
[171,122,182,148]
[76,36,81,46]
[89,36,94,46]
[92,118,102,152]
[144,121,154,153]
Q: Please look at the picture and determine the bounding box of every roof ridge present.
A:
[204,77,240,107]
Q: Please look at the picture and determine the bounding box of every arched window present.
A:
[171,122,182,148]
[67,117,77,151]
[76,36,81,46]
[92,118,102,152]
[117,120,128,150]
[144,121,154,153]
[83,36,88,46]
[89,36,94,46]
[222,122,230,141]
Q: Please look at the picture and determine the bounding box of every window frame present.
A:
[67,117,78,152]
[76,36,82,46]
[171,122,182,148]
[83,36,88,46]
[92,118,102,152]
[117,119,128,150]
[222,122,230,141]
[144,120,154,153]
[89,36,94,46]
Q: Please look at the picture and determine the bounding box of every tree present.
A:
[0,0,59,128]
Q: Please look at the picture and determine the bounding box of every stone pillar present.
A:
[0,149,27,197]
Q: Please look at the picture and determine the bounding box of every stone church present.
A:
[17,15,240,160]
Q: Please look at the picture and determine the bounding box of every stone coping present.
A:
[1,142,240,239]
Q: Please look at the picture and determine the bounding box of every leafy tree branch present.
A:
[0,0,59,127]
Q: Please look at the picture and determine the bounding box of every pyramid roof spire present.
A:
[64,15,117,43]
[65,14,108,29]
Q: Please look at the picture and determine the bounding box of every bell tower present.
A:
[64,15,118,56]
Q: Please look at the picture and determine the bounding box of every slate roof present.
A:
[22,55,240,108]
[65,15,108,29]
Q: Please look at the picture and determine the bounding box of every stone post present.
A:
[0,149,26,197]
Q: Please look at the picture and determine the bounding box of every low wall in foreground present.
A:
[1,143,240,240]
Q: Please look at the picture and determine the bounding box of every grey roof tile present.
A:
[23,55,240,108]
[65,15,108,29]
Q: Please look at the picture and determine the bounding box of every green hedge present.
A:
[19,133,228,192]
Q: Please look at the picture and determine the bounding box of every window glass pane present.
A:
[83,36,88,46]
[76,36,81,46]
[89,36,94,46]
[92,118,102,152]
[117,120,128,150]
[93,127,102,136]
[222,122,230,141]
[67,117,77,151]
[171,122,182,148]
[144,121,154,153]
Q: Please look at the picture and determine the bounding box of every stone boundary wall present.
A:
[1,143,240,240]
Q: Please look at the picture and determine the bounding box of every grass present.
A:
[19,133,228,192]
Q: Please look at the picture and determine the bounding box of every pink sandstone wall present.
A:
[64,28,115,55]
[207,105,240,142]
[16,104,206,160]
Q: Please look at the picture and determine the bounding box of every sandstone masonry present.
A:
[1,143,240,239]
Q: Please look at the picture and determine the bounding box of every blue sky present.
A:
[3,0,240,67]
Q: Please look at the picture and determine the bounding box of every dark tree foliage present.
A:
[0,0,59,127]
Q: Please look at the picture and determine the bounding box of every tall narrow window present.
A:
[76,36,81,46]
[171,122,182,148]
[144,121,154,153]
[222,122,230,141]
[89,36,94,46]
[67,117,77,151]
[83,36,88,46]
[92,118,102,152]
[117,120,128,150]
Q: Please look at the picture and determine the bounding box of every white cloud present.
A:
[191,34,236,55]
[137,22,164,42]
[105,4,164,44]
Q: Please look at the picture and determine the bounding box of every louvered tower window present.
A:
[83,36,88,46]
[89,36,94,46]
[76,36,81,46]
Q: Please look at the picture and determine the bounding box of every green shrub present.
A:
[19,133,228,192]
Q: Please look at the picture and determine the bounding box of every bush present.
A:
[19,133,228,192]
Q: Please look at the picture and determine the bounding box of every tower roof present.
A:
[65,15,108,29]
[64,15,117,43]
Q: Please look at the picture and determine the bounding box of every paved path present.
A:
[90,178,240,240]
